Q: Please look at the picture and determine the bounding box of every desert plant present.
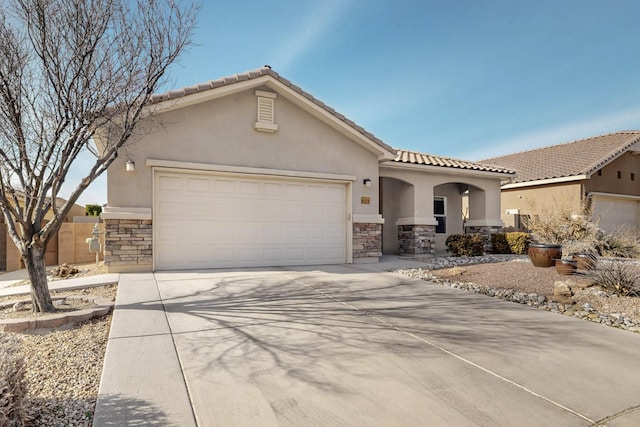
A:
[596,227,640,259]
[506,232,530,255]
[586,260,640,297]
[523,200,600,257]
[0,333,27,426]
[446,234,484,257]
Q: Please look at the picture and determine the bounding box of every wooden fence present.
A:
[0,222,105,272]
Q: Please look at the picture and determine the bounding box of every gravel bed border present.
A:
[395,255,640,333]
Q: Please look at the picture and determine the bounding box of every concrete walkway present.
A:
[94,257,640,426]
[0,272,120,298]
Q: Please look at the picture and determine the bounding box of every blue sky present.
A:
[71,0,640,205]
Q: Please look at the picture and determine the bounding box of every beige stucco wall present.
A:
[107,86,381,217]
[500,183,583,230]
[380,166,505,253]
[585,152,640,196]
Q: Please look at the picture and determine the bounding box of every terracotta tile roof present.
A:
[480,131,640,184]
[149,66,394,153]
[392,149,515,174]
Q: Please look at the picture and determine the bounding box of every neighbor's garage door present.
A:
[592,195,640,232]
[154,170,348,270]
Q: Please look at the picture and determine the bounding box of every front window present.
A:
[434,197,446,234]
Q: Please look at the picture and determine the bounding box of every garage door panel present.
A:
[157,175,183,191]
[213,179,237,194]
[155,171,348,270]
[593,197,639,232]
[186,177,209,192]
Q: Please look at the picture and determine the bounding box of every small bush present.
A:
[491,233,511,254]
[596,228,640,259]
[505,232,531,255]
[586,260,640,297]
[0,333,28,426]
[446,234,484,257]
[491,232,531,255]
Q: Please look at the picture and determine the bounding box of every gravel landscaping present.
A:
[396,255,640,332]
[0,284,115,426]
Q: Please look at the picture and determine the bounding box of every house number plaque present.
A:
[360,196,370,205]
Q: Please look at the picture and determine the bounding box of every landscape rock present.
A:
[553,281,573,297]
[394,258,640,334]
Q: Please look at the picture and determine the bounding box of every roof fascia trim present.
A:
[584,137,640,177]
[380,161,514,179]
[146,76,272,114]
[502,175,587,189]
[587,192,640,201]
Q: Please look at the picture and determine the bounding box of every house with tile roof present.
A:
[481,132,640,233]
[97,67,514,272]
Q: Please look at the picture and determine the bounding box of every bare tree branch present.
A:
[0,0,199,312]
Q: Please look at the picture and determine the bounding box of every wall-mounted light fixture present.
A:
[363,178,372,187]
[125,160,135,172]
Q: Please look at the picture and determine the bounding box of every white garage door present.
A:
[154,171,348,270]
[592,196,640,232]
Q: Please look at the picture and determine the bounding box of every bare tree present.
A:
[0,0,198,312]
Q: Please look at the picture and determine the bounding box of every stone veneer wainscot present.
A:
[103,219,152,268]
[101,207,154,272]
[353,222,382,260]
[398,224,436,255]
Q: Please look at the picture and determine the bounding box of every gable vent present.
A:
[254,90,278,133]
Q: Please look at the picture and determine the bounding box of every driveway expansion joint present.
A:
[285,272,596,425]
[591,403,640,426]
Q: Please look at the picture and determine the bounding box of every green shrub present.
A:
[85,204,102,216]
[0,333,27,426]
[491,232,531,255]
[491,233,511,254]
[586,260,640,296]
[505,232,531,255]
[446,234,484,257]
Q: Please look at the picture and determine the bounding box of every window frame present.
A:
[434,196,446,234]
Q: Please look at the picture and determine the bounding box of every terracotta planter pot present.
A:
[571,253,597,270]
[527,243,562,268]
[555,259,578,275]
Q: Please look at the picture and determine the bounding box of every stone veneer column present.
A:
[353,222,382,262]
[103,219,152,270]
[398,224,436,255]
[465,225,504,253]
[352,214,384,264]
[101,207,153,272]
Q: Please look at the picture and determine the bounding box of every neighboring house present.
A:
[98,67,514,273]
[481,131,640,233]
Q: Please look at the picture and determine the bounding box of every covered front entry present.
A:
[379,169,506,255]
[153,170,349,270]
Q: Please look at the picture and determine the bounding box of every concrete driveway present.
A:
[94,260,640,426]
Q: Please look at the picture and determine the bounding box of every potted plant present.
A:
[528,242,562,267]
[523,200,600,268]
[554,258,578,275]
